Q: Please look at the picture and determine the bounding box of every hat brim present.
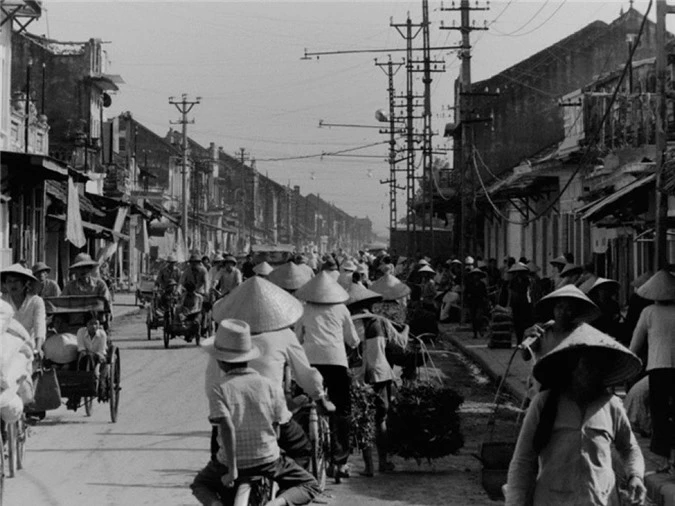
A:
[534,343,642,388]
[69,261,98,270]
[201,337,261,363]
[535,296,600,323]
[1,269,37,282]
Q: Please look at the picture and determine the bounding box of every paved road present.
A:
[6,309,499,506]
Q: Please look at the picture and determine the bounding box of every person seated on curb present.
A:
[211,277,335,471]
[191,319,321,506]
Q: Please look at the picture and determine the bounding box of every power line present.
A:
[497,1,568,38]
[492,0,551,36]
[256,141,389,162]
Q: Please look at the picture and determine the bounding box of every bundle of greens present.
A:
[349,381,377,451]
[388,381,464,463]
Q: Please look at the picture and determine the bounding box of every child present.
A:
[76,312,108,371]
[191,319,320,506]
[506,323,646,506]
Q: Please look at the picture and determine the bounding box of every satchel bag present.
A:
[25,368,62,412]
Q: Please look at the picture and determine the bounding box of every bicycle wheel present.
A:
[309,407,328,492]
[15,417,26,471]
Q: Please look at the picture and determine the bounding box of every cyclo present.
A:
[42,296,121,423]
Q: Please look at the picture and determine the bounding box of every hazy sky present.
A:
[33,1,658,235]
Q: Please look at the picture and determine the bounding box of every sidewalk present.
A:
[441,322,675,506]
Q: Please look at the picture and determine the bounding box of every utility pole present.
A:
[441,0,488,260]
[655,0,675,269]
[376,56,405,246]
[392,14,423,257]
[169,93,200,247]
[238,147,251,253]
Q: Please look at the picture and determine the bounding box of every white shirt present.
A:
[1,293,46,348]
[295,303,360,367]
[76,327,107,360]
[205,328,324,402]
[214,268,243,295]
[630,303,675,371]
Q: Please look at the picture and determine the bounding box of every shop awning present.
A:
[46,180,105,217]
[144,200,180,225]
[1,151,69,180]
[47,214,129,241]
[581,173,655,221]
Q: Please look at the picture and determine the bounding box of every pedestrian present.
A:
[370,272,411,325]
[207,254,224,292]
[212,255,242,301]
[506,323,646,506]
[293,254,315,281]
[507,262,533,345]
[559,263,583,287]
[1,263,47,352]
[267,261,312,295]
[337,259,357,291]
[575,262,598,294]
[549,254,568,289]
[191,319,320,506]
[31,262,61,298]
[629,269,675,473]
[346,283,396,476]
[586,277,624,344]
[210,276,334,470]
[252,261,274,278]
[417,264,437,311]
[465,268,489,339]
[625,271,654,342]
[294,271,360,478]
[241,253,255,280]
[62,253,111,306]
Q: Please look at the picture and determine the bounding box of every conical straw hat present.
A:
[1,263,37,282]
[533,323,642,388]
[212,277,303,334]
[294,271,349,304]
[418,265,435,274]
[267,262,312,290]
[507,262,529,273]
[346,282,383,307]
[587,277,620,296]
[549,255,567,266]
[636,269,675,301]
[370,273,411,301]
[467,268,487,278]
[632,270,654,290]
[534,284,600,323]
[253,261,274,277]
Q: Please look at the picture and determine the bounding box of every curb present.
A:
[443,331,526,404]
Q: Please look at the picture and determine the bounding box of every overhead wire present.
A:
[493,1,567,38]
[471,0,653,226]
[256,140,389,162]
[492,0,551,36]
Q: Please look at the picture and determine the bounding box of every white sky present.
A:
[31,1,660,235]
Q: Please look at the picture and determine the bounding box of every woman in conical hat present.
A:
[294,271,360,478]
[208,277,333,469]
[370,273,411,324]
[267,261,312,294]
[523,285,600,365]
[507,262,534,345]
[1,263,46,351]
[507,324,646,506]
[345,282,396,476]
[586,278,624,343]
[252,261,274,278]
[630,269,675,470]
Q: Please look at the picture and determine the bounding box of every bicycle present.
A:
[232,475,279,506]
[2,415,27,479]
[307,397,334,490]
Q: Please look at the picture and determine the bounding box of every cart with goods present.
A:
[146,289,173,341]
[42,296,121,423]
[486,305,513,349]
[135,276,155,307]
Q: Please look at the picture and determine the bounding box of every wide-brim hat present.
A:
[356,264,368,275]
[418,259,430,267]
[587,277,620,296]
[507,262,529,273]
[636,269,675,301]
[418,265,435,274]
[346,282,383,307]
[212,277,304,334]
[69,253,99,270]
[449,259,463,265]
[166,254,177,263]
[467,268,487,278]
[31,262,51,275]
[1,263,37,282]
[212,254,225,264]
[267,262,312,290]
[464,256,475,265]
[341,260,357,272]
[294,271,349,304]
[253,261,274,276]
[561,264,583,277]
[188,253,201,263]
[534,284,600,322]
[550,255,567,267]
[533,323,642,388]
[223,255,237,265]
[201,319,260,363]
[370,273,411,301]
